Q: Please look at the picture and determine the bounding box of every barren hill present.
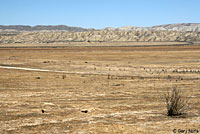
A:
[0,30,200,44]
[104,23,200,32]
[1,23,200,44]
[152,23,200,32]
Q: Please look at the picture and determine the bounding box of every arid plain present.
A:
[0,42,200,134]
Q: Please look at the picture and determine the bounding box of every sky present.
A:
[0,0,199,29]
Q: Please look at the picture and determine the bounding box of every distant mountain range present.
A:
[0,25,89,32]
[0,23,200,32]
[103,23,200,32]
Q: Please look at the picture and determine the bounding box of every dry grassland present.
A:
[0,43,200,134]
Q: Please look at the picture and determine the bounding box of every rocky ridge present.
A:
[0,30,200,44]
[104,23,200,32]
[1,23,200,44]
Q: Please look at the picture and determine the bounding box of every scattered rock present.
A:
[113,84,121,86]
[43,61,50,63]
[81,110,88,113]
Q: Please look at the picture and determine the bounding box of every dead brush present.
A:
[165,87,190,117]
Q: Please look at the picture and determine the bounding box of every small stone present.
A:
[81,110,88,113]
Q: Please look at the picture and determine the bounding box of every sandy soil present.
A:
[0,43,200,134]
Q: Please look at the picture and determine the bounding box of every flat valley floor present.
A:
[0,44,200,133]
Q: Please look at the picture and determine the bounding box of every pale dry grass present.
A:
[0,44,200,134]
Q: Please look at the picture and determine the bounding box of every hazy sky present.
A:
[0,0,199,28]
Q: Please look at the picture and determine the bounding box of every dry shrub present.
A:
[165,87,190,116]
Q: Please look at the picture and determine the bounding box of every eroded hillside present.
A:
[0,30,200,44]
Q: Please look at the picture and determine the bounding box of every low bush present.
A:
[165,87,190,116]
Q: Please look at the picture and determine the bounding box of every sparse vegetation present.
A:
[62,75,66,79]
[165,87,190,116]
[1,44,200,133]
